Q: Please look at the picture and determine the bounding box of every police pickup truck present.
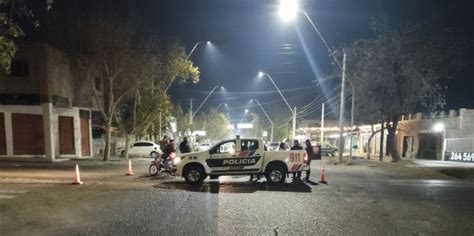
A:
[173,136,308,185]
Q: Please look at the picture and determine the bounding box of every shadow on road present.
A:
[153,179,313,194]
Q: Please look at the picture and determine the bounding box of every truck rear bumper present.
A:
[289,164,309,172]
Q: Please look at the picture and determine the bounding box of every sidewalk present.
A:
[0,156,152,184]
[324,155,474,180]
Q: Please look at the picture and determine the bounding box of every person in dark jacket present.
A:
[304,140,315,182]
[291,140,303,180]
[315,144,322,160]
[179,137,191,154]
[290,140,303,150]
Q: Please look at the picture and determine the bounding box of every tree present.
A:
[38,2,199,160]
[250,112,263,138]
[272,117,290,143]
[345,24,463,162]
[195,108,231,141]
[174,104,193,134]
[0,0,52,73]
[79,18,149,161]
[115,44,199,145]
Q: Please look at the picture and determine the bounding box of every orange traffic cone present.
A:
[126,160,134,176]
[319,165,327,184]
[72,164,83,185]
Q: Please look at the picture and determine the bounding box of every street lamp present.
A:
[278,0,298,22]
[278,1,352,162]
[216,103,227,110]
[165,40,211,92]
[251,99,274,142]
[433,122,446,161]
[191,86,223,123]
[186,41,211,60]
[258,71,296,139]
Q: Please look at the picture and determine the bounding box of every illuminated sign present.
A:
[445,152,474,163]
[237,123,253,129]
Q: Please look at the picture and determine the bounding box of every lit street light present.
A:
[278,0,298,22]
[277,0,353,162]
[251,99,274,142]
[186,40,211,60]
[216,103,227,110]
[258,71,296,139]
[165,40,211,92]
[191,86,223,123]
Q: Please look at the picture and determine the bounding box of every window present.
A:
[242,140,258,151]
[212,141,235,154]
[9,60,29,77]
[134,142,152,147]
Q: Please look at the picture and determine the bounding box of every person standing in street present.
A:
[179,137,191,154]
[304,140,316,182]
[291,140,303,180]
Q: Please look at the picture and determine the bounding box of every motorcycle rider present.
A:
[162,139,176,170]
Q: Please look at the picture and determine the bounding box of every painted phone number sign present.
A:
[444,152,474,163]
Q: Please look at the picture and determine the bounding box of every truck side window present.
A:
[242,140,258,151]
[215,141,235,154]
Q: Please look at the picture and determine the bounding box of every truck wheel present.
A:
[184,165,206,185]
[265,165,286,185]
[149,164,158,176]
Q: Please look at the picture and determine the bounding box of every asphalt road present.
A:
[1,161,474,235]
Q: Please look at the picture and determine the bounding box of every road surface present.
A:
[1,160,473,235]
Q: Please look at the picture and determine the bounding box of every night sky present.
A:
[30,0,474,121]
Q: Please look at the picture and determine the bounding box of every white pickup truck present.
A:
[173,136,308,185]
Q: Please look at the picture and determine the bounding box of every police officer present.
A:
[291,140,303,180]
[304,140,315,182]
[179,137,191,154]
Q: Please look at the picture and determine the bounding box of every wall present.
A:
[0,43,45,96]
[0,42,94,108]
[0,105,92,161]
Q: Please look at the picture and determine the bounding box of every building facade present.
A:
[0,43,94,162]
[297,108,474,163]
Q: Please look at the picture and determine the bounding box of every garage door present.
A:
[59,116,75,155]
[80,118,90,156]
[0,113,6,155]
[12,113,45,155]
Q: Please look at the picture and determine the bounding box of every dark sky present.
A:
[31,0,474,122]
[156,0,474,121]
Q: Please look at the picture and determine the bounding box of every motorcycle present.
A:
[149,152,176,176]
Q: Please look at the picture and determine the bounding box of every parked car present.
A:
[118,141,162,158]
[317,143,338,156]
[197,143,211,151]
[266,142,280,151]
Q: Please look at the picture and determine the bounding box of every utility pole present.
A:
[379,115,384,161]
[338,52,347,162]
[320,103,325,144]
[159,111,162,139]
[189,99,193,125]
[349,85,355,164]
[292,106,297,140]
